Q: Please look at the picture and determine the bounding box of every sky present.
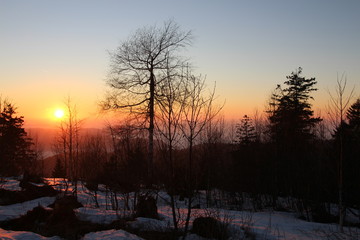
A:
[1,0,359,128]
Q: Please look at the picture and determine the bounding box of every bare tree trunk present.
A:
[148,71,155,183]
[327,75,355,233]
[183,138,194,237]
[179,73,222,238]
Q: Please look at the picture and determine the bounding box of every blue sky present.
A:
[1,0,359,127]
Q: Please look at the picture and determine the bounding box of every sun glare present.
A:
[54,109,65,119]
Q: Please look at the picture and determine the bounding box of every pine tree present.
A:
[269,67,321,141]
[235,115,256,146]
[347,98,360,128]
[0,100,35,176]
[340,98,360,207]
[267,67,322,198]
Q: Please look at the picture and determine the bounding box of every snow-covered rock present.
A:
[128,217,170,232]
[82,229,144,240]
[0,179,21,191]
[75,207,120,224]
[0,228,61,240]
[183,233,214,240]
[0,197,55,221]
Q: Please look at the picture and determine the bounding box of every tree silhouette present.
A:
[235,115,256,146]
[347,98,360,128]
[0,99,35,176]
[339,99,360,215]
[103,20,192,182]
[327,76,355,231]
[267,67,321,197]
[179,73,221,236]
[269,67,321,141]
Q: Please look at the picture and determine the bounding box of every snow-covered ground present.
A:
[0,197,55,221]
[0,178,22,191]
[0,228,61,240]
[1,177,359,240]
[82,229,144,240]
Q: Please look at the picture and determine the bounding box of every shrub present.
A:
[136,195,158,219]
[192,216,226,239]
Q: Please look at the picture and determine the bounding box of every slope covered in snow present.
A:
[0,228,61,240]
[1,178,359,240]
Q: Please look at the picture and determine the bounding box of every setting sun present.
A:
[54,109,65,119]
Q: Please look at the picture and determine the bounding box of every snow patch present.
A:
[0,197,55,221]
[0,179,21,191]
[82,229,144,240]
[128,217,170,232]
[0,228,61,240]
[75,207,120,224]
[29,182,46,187]
[183,233,212,240]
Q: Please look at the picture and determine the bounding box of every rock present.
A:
[136,195,158,219]
[192,217,226,240]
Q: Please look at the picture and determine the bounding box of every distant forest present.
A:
[1,21,359,231]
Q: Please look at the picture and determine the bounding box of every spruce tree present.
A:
[340,98,360,207]
[269,67,321,141]
[267,67,322,198]
[235,115,256,146]
[347,98,360,128]
[0,100,35,176]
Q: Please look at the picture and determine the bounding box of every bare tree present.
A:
[200,115,226,207]
[103,120,148,213]
[253,108,265,143]
[180,73,222,237]
[327,74,355,128]
[55,97,83,196]
[80,133,108,208]
[103,20,192,182]
[327,74,355,232]
[155,64,188,231]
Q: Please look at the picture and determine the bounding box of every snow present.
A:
[75,207,120,224]
[183,234,213,240]
[0,197,55,221]
[0,228,61,240]
[82,229,144,240]
[29,182,46,187]
[128,217,170,232]
[2,178,360,240]
[157,204,360,240]
[0,178,21,191]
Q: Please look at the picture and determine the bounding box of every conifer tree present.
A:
[268,67,321,142]
[347,98,360,128]
[341,98,360,209]
[235,115,256,145]
[267,67,321,197]
[0,99,35,176]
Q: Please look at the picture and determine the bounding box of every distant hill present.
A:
[41,154,57,177]
[26,128,58,157]
[26,127,108,177]
[26,127,105,157]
